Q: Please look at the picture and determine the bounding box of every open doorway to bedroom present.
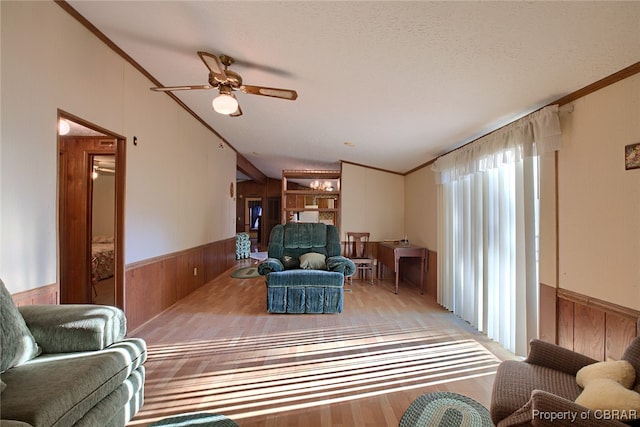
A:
[91,154,116,304]
[57,111,125,308]
[245,197,262,245]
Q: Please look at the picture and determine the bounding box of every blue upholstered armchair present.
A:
[258,223,355,313]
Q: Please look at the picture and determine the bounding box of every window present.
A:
[433,105,560,356]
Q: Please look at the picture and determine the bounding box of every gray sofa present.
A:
[258,223,355,313]
[491,338,640,426]
[0,279,146,427]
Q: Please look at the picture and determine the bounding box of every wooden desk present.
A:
[377,243,427,294]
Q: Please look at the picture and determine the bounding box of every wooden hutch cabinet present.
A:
[281,170,341,229]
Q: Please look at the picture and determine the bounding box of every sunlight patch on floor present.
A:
[130,329,500,425]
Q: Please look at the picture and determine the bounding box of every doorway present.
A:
[91,154,116,304]
[57,111,126,308]
[245,197,262,244]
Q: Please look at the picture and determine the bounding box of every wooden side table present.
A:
[377,242,426,294]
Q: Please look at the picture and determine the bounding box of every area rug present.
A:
[230,266,260,279]
[150,412,238,426]
[399,391,493,427]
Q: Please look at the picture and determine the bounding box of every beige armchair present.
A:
[490,337,640,426]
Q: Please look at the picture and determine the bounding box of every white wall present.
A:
[404,166,438,250]
[0,2,236,292]
[557,73,640,309]
[341,163,404,242]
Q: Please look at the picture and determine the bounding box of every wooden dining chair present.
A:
[345,232,375,284]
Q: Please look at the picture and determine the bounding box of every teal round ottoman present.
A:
[399,392,494,426]
[150,412,238,426]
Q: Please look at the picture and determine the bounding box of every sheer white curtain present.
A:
[432,105,561,356]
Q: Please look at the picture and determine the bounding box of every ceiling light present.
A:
[58,119,70,135]
[310,180,335,192]
[212,91,239,115]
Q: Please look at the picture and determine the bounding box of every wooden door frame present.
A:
[57,110,126,308]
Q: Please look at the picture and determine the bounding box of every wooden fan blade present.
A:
[230,58,294,77]
[197,51,227,83]
[150,85,213,92]
[240,85,298,100]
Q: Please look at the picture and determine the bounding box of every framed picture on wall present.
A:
[625,142,640,170]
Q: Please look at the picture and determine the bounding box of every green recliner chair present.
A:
[258,223,355,313]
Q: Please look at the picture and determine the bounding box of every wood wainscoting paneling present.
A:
[557,288,640,361]
[10,238,236,331]
[557,297,575,351]
[11,283,59,306]
[125,237,236,331]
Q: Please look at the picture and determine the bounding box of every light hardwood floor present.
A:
[92,277,115,306]
[128,260,517,426]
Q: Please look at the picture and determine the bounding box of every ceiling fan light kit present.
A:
[150,51,298,117]
[212,92,239,115]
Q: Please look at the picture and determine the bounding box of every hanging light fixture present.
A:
[211,86,238,115]
[309,180,335,191]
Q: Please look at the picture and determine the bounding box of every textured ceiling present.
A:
[66,1,640,179]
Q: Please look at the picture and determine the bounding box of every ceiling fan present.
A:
[150,52,298,117]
